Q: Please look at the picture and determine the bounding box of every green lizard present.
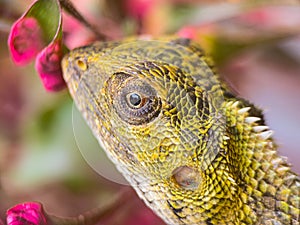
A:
[62,36,300,225]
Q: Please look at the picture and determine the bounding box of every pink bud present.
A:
[6,202,47,225]
[8,17,44,65]
[35,40,66,92]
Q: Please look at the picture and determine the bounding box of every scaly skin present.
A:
[62,37,300,225]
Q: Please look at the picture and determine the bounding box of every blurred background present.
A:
[0,0,300,224]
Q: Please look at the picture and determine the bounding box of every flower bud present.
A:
[7,202,47,225]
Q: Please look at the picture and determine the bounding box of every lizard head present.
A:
[62,37,238,224]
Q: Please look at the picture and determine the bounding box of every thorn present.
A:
[284,174,298,183]
[267,142,274,148]
[265,150,276,156]
[271,157,283,168]
[232,101,239,108]
[238,107,251,114]
[245,117,261,124]
[253,126,269,132]
[224,136,230,140]
[256,141,268,148]
[276,166,290,174]
[257,130,274,140]
[266,150,277,156]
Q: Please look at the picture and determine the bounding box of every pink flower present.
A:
[35,39,66,92]
[7,0,67,92]
[8,17,44,65]
[6,202,47,225]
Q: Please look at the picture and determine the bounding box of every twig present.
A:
[47,188,133,225]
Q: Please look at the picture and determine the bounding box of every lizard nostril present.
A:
[172,166,201,190]
[76,59,88,71]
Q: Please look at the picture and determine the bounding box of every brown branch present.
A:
[47,188,134,225]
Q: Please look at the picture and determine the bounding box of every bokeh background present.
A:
[0,0,300,224]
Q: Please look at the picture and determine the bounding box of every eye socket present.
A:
[107,73,162,125]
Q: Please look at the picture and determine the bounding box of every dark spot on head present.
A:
[169,38,191,47]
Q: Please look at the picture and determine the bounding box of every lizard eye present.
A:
[107,73,162,125]
[126,92,143,109]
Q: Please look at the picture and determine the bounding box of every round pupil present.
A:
[129,93,142,107]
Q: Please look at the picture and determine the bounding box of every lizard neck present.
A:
[225,99,300,224]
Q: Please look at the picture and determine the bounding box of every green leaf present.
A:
[25,0,62,43]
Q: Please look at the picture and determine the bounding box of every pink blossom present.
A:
[6,202,47,225]
[8,17,44,65]
[7,0,67,92]
[35,39,66,92]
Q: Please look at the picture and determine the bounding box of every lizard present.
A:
[61,36,300,225]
